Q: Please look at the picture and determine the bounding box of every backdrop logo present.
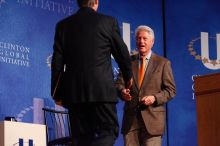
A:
[0,41,30,67]
[191,74,200,100]
[16,0,75,15]
[46,54,52,69]
[0,0,6,8]
[13,138,34,146]
[188,32,220,70]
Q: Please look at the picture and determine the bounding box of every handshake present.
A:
[120,78,133,101]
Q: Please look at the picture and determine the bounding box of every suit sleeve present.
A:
[51,23,64,99]
[153,61,176,105]
[110,18,132,83]
[115,70,126,100]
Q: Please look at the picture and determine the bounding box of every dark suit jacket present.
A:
[51,7,132,104]
[115,52,176,135]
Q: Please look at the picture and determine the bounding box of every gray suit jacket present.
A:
[115,52,176,135]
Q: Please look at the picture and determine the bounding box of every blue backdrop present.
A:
[1,0,220,146]
[165,0,220,146]
[0,0,164,146]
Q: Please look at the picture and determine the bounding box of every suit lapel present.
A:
[140,53,157,90]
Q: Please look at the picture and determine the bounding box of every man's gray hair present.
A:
[135,25,155,39]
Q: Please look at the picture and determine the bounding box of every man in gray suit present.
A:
[116,25,176,146]
[51,0,133,146]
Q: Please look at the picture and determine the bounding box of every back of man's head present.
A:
[77,0,97,8]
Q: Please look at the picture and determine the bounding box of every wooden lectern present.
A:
[194,72,220,146]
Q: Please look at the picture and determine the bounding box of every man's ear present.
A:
[95,0,99,5]
[152,38,155,45]
[93,0,99,11]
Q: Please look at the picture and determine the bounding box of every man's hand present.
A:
[55,100,63,106]
[140,95,155,105]
[121,88,132,101]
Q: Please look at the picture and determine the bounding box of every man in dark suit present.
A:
[51,0,133,146]
[115,25,176,146]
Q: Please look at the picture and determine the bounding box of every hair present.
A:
[77,0,96,8]
[135,25,155,39]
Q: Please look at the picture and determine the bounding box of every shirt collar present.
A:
[139,50,152,60]
[146,50,152,60]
